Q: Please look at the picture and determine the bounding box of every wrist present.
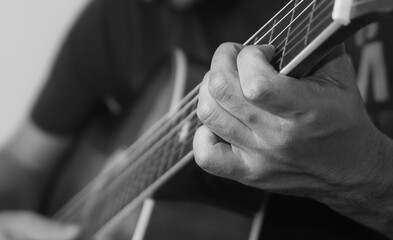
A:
[0,151,46,210]
[320,128,393,238]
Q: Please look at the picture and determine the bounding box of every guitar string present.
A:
[59,118,200,225]
[55,15,337,226]
[115,0,318,154]
[98,0,338,203]
[53,81,202,221]
[54,95,201,222]
[117,0,332,166]
[260,0,333,67]
[54,1,339,223]
[255,0,319,47]
[63,1,326,191]
[271,8,333,67]
[250,0,332,47]
[83,2,339,225]
[63,110,200,228]
[246,0,309,45]
[273,11,334,67]
[54,0,337,223]
[267,0,334,63]
[271,9,334,67]
[108,85,200,165]
[113,0,307,167]
[244,0,298,45]
[117,1,335,166]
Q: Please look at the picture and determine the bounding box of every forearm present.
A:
[0,150,46,210]
[0,121,72,210]
[316,131,393,239]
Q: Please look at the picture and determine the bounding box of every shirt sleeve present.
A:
[30,0,173,136]
[31,0,111,135]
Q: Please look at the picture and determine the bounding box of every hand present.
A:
[193,43,393,236]
[0,212,80,240]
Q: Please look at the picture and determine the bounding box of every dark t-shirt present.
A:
[31,0,287,135]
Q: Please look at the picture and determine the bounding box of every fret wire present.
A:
[253,1,323,68]
[305,0,317,45]
[244,0,296,45]
[257,1,333,70]
[272,13,334,68]
[268,19,278,43]
[247,0,306,46]
[280,0,300,69]
[283,7,334,62]
[252,0,324,46]
[257,0,321,47]
[276,0,331,55]
[272,0,330,56]
[270,1,334,68]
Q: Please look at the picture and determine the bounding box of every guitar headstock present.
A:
[334,0,393,25]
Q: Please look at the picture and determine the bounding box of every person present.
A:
[0,0,392,239]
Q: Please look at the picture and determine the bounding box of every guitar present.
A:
[49,0,393,239]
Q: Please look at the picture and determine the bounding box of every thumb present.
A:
[0,212,80,240]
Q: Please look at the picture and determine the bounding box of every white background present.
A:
[0,0,89,145]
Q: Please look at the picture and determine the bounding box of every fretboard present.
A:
[53,0,348,236]
[245,0,335,73]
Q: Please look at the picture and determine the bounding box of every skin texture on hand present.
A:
[0,212,80,240]
[193,43,393,238]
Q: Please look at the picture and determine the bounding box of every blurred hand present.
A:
[193,43,393,236]
[0,212,80,240]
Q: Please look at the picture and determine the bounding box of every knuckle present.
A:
[196,101,219,126]
[238,45,259,63]
[217,42,237,54]
[208,71,231,102]
[194,150,213,172]
[242,75,273,103]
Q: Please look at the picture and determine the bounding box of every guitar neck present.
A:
[53,0,393,236]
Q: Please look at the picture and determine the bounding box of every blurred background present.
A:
[0,0,89,145]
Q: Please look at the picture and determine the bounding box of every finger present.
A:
[209,43,277,129]
[0,212,80,240]
[211,42,244,71]
[197,72,254,147]
[237,45,314,115]
[193,125,248,180]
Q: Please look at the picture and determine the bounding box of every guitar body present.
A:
[43,50,265,240]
